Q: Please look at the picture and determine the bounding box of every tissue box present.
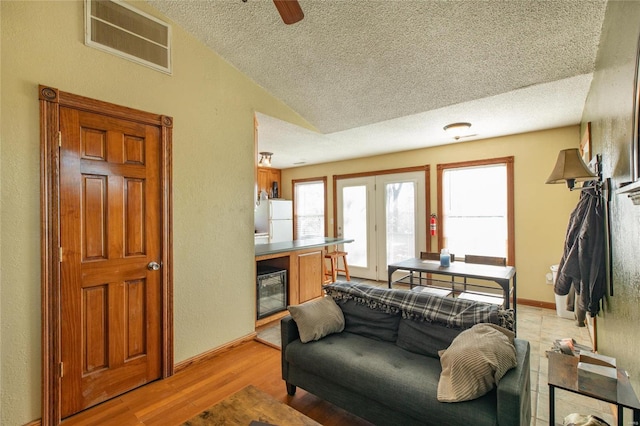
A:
[577,361,617,398]
[579,351,616,368]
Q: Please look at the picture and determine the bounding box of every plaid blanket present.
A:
[324,282,514,331]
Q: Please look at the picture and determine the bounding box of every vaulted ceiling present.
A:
[149,0,608,168]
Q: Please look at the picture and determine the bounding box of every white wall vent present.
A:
[85,0,172,74]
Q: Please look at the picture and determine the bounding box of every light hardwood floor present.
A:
[61,338,371,426]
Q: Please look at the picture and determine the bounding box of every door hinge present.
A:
[59,362,64,378]
[59,247,63,263]
[58,131,62,147]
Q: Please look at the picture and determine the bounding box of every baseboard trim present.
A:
[517,298,556,310]
[174,331,258,373]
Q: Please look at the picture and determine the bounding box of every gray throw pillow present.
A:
[288,297,345,343]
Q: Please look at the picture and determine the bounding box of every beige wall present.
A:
[0,1,312,424]
[581,1,640,391]
[282,126,581,303]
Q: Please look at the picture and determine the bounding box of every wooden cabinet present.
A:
[297,250,324,303]
[256,247,324,326]
[257,167,281,198]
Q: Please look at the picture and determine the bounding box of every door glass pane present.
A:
[385,182,416,264]
[342,185,367,267]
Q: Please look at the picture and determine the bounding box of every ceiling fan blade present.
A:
[273,0,304,25]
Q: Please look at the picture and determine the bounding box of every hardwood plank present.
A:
[61,340,371,426]
[61,397,142,425]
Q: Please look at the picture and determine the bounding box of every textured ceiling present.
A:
[148,0,608,168]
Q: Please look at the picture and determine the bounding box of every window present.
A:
[437,157,514,264]
[293,178,327,239]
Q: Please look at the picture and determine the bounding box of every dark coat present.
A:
[554,184,606,318]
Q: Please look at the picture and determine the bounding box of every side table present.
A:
[548,352,640,426]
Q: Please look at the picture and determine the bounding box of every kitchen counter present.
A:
[255,237,354,326]
[255,237,353,258]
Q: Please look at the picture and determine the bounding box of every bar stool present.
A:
[324,250,350,283]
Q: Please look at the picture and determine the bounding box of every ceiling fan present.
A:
[243,0,304,25]
[273,0,304,24]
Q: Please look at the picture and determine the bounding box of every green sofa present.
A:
[281,282,531,426]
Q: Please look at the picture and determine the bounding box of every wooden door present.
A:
[40,86,173,424]
[59,107,161,417]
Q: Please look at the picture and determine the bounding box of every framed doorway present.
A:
[39,86,174,424]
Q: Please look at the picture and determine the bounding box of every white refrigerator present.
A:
[255,199,293,243]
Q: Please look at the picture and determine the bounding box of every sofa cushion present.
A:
[335,298,401,342]
[396,318,462,358]
[437,323,517,402]
[287,296,344,343]
[285,332,499,425]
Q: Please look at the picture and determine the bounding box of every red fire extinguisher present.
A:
[430,214,437,236]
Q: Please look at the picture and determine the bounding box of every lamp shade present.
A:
[546,148,597,188]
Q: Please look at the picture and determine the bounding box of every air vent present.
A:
[85,0,172,74]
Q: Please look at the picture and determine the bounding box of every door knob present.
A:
[147,261,161,271]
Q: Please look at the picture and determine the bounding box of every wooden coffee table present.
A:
[182,385,320,426]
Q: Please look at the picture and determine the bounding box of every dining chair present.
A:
[464,254,506,267]
[415,252,454,296]
[419,251,455,262]
[459,254,507,305]
[419,251,440,261]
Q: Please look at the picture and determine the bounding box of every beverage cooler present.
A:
[256,265,287,319]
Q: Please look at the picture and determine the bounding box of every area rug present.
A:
[182,385,318,426]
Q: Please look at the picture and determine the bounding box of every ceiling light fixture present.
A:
[443,122,472,140]
[258,152,273,167]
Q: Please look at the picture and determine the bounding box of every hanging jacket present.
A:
[554,184,606,318]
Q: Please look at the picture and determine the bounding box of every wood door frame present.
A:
[39,85,174,425]
[436,156,515,266]
[291,176,328,240]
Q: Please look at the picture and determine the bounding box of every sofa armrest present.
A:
[281,315,299,380]
[281,315,300,346]
[496,338,531,426]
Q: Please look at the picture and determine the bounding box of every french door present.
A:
[336,171,427,281]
